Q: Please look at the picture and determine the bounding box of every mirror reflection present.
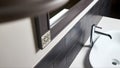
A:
[49,0,80,28]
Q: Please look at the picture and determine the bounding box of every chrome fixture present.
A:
[90,24,112,47]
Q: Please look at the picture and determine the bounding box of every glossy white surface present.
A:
[90,31,120,68]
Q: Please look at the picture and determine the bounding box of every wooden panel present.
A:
[34,13,50,49]
[51,0,93,39]
[34,14,50,36]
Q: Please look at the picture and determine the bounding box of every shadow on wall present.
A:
[111,0,120,19]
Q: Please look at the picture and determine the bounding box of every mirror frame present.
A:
[34,0,93,49]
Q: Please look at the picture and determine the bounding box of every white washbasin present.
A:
[89,31,120,68]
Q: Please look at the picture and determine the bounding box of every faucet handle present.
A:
[92,24,102,29]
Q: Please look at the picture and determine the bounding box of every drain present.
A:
[112,62,117,65]
[112,59,120,65]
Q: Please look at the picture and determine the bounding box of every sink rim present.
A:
[89,31,120,68]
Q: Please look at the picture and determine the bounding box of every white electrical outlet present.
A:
[41,31,51,48]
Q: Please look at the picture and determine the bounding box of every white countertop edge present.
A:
[33,0,99,67]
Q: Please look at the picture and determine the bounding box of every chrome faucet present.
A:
[90,24,112,47]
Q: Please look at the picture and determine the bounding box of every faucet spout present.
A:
[89,24,112,48]
[95,31,112,39]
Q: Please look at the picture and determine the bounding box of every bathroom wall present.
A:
[35,0,112,68]
[0,0,112,68]
[0,18,36,68]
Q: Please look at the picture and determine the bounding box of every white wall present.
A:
[0,18,36,68]
[0,18,66,68]
[0,0,97,68]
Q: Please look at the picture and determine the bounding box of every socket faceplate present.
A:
[41,31,51,48]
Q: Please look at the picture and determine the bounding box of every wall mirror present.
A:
[49,0,80,28]
[34,0,93,49]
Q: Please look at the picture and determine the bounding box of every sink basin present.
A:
[89,31,120,68]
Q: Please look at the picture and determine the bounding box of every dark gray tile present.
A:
[66,42,82,67]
